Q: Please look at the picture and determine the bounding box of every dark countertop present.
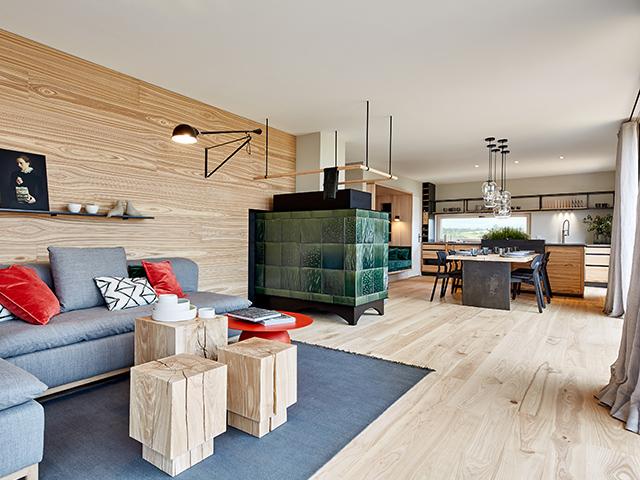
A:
[545,243,586,247]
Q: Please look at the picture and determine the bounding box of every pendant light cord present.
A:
[629,86,640,122]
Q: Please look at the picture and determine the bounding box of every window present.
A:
[437,214,530,242]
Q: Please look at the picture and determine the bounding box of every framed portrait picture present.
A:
[0,148,50,211]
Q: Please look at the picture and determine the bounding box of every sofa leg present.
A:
[0,463,38,480]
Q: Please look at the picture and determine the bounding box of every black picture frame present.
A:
[0,148,50,211]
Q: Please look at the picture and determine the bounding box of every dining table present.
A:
[447,252,536,310]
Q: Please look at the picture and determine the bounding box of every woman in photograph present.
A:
[9,154,45,209]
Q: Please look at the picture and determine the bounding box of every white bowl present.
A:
[198,307,216,318]
[152,305,197,322]
[67,203,82,213]
[85,205,99,214]
[157,294,178,304]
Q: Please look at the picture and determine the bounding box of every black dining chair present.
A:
[510,253,546,313]
[512,251,552,303]
[430,251,462,301]
[447,250,462,294]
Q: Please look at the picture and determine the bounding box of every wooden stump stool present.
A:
[129,354,227,476]
[218,337,297,438]
[134,315,228,365]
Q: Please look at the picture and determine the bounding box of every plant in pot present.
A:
[582,214,612,244]
[482,227,530,240]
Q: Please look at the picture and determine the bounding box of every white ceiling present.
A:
[2,0,640,184]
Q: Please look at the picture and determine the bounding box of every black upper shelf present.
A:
[0,208,154,219]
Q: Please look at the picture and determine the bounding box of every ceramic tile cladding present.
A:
[282,267,301,291]
[300,268,321,293]
[255,242,265,265]
[322,218,344,243]
[301,219,322,243]
[282,219,301,243]
[300,244,321,268]
[265,243,281,266]
[322,270,345,296]
[255,209,388,307]
[281,243,301,267]
[256,220,265,242]
[265,219,282,243]
[322,244,344,269]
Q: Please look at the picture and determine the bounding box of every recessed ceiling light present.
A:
[559,156,564,159]
[474,164,479,168]
[514,160,519,164]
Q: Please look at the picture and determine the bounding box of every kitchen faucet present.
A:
[562,219,570,244]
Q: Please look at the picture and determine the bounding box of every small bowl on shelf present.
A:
[85,205,99,214]
[67,203,82,213]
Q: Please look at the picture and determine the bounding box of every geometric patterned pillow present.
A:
[93,276,158,311]
[0,304,17,322]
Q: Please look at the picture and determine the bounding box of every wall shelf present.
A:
[0,208,154,220]
[433,190,614,215]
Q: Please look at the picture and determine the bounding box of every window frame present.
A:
[436,213,531,243]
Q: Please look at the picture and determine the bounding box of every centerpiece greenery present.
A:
[582,214,612,244]
[482,226,530,240]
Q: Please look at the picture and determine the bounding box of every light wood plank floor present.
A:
[290,275,640,479]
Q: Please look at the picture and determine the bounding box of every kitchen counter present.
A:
[545,243,586,247]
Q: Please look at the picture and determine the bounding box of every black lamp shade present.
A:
[171,124,200,144]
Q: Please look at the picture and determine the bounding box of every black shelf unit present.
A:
[0,208,154,220]
[432,190,614,215]
[421,182,436,242]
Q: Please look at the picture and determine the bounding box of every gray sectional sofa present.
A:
[0,253,251,480]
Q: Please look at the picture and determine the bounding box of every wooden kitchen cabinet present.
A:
[544,245,585,296]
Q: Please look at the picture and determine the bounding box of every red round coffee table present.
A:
[226,311,313,344]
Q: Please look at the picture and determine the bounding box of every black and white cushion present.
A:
[93,276,157,311]
[0,304,17,322]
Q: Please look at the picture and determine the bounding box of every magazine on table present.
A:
[227,307,294,325]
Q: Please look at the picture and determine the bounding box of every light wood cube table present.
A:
[135,315,228,365]
[129,354,227,476]
[218,337,297,438]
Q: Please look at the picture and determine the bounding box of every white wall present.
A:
[434,171,615,244]
[295,132,345,192]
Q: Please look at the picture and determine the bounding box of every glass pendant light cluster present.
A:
[481,137,511,218]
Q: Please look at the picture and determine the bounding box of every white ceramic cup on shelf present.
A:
[67,203,82,213]
[198,307,216,318]
[85,205,99,214]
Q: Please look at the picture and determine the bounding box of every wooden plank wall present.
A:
[0,29,296,296]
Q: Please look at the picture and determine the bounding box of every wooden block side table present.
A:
[135,315,228,365]
[218,337,296,438]
[129,354,227,476]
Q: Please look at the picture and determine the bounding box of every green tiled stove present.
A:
[250,206,388,325]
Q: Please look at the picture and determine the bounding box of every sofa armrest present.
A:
[0,358,47,411]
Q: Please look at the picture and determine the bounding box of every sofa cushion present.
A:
[0,304,17,322]
[142,260,188,298]
[0,358,48,410]
[388,248,398,260]
[398,248,411,260]
[94,276,157,311]
[48,246,128,312]
[0,291,251,359]
[128,257,199,292]
[127,264,147,278]
[0,265,61,325]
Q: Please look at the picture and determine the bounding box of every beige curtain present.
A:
[604,121,639,316]
[597,120,640,431]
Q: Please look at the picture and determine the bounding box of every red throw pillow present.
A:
[141,261,188,298]
[0,265,61,325]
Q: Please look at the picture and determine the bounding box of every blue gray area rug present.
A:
[39,342,431,480]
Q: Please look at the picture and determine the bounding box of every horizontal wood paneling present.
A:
[546,245,584,296]
[0,29,296,296]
